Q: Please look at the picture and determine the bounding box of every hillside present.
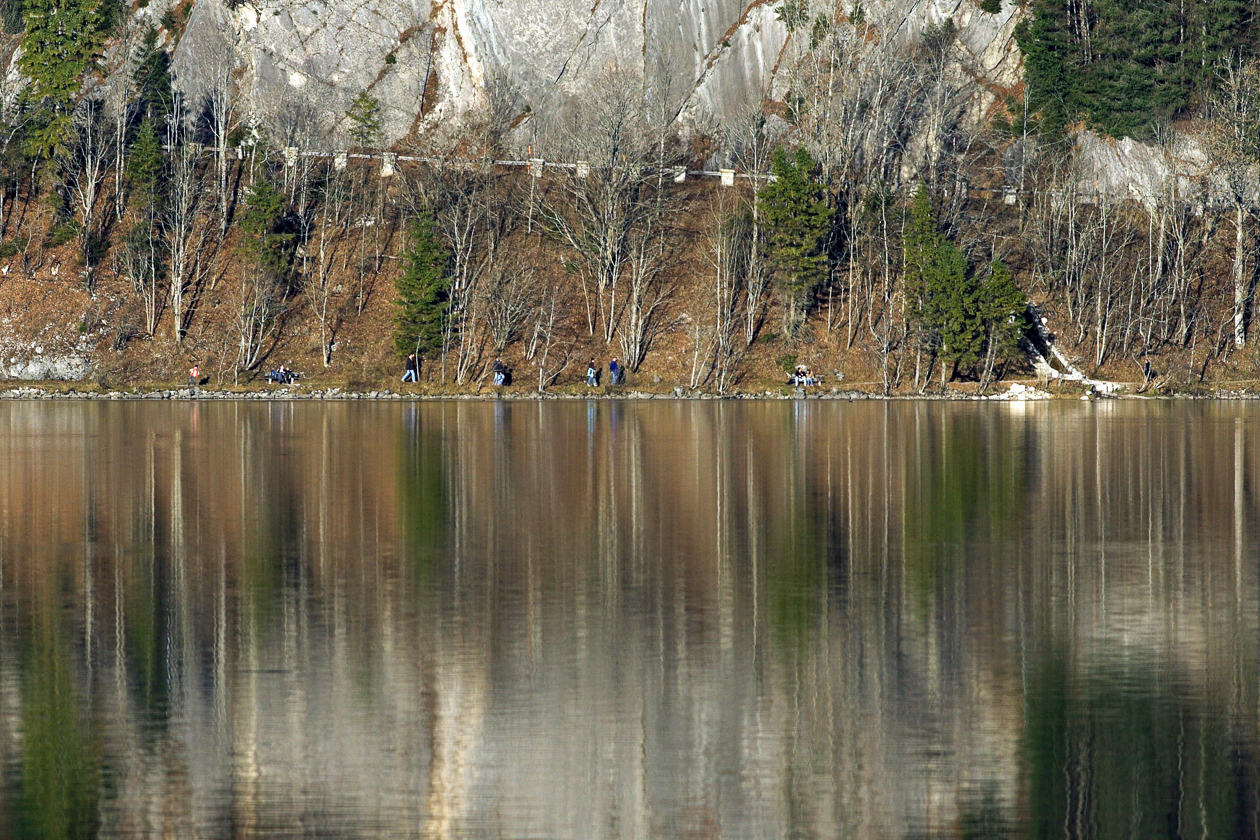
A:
[0,0,1255,394]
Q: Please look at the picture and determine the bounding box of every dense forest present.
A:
[0,0,1256,393]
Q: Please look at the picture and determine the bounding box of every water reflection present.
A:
[0,399,1257,838]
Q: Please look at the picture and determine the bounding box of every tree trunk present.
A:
[1234,202,1247,348]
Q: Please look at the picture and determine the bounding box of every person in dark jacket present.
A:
[402,353,418,383]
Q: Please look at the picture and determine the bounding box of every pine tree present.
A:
[758,146,831,335]
[394,212,450,362]
[19,0,106,160]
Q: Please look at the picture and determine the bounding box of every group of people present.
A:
[266,364,298,384]
[792,364,820,387]
[180,353,827,391]
[401,353,515,386]
[587,358,625,387]
[402,354,628,387]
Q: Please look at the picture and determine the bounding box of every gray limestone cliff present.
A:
[164,0,1025,147]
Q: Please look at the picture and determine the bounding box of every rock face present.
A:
[2,354,92,380]
[168,0,1025,147]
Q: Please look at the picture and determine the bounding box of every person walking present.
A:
[586,359,599,387]
[187,363,200,388]
[609,357,621,385]
[402,352,418,383]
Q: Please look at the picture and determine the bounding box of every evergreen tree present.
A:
[131,25,172,125]
[126,116,162,210]
[905,184,985,382]
[345,91,381,148]
[239,179,293,278]
[978,260,1026,356]
[758,146,831,335]
[2,0,23,33]
[19,0,106,160]
[903,184,939,303]
[976,258,1027,388]
[393,212,450,362]
[930,241,982,374]
[1016,0,1254,139]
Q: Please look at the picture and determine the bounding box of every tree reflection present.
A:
[0,401,1255,839]
[18,606,99,840]
[1025,652,1256,839]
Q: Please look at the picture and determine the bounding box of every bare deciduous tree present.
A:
[1204,56,1260,348]
[63,98,111,288]
[234,265,283,374]
[617,212,675,371]
[722,107,777,346]
[118,222,162,336]
[703,191,748,392]
[163,100,212,343]
[310,162,350,367]
[544,70,676,343]
[205,50,239,235]
[529,273,574,392]
[484,262,538,352]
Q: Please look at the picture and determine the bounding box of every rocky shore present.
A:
[3,382,1233,401]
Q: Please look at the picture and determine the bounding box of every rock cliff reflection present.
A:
[0,399,1257,839]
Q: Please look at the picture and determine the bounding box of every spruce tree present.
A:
[239,180,293,278]
[976,259,1027,388]
[978,260,1026,355]
[905,185,985,382]
[903,184,939,304]
[345,91,382,148]
[930,241,982,375]
[758,146,831,335]
[394,212,450,362]
[126,116,162,210]
[131,25,172,125]
[1017,0,1255,139]
[19,0,106,160]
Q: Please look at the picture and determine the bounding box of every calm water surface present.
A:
[0,399,1257,839]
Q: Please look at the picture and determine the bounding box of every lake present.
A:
[0,398,1256,839]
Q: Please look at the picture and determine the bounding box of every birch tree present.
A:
[63,98,110,287]
[1205,56,1260,348]
[544,70,668,342]
[162,98,210,343]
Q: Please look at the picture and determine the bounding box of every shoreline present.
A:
[1,381,1256,401]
